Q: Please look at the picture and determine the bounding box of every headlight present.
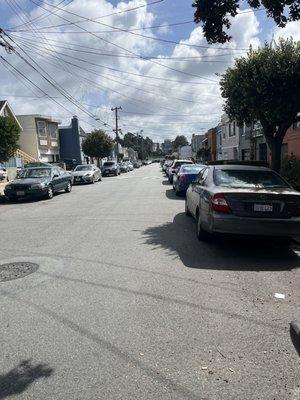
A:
[85,173,92,177]
[5,184,12,190]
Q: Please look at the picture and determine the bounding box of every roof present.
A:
[17,114,61,124]
[0,100,23,130]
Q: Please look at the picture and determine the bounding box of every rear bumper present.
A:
[211,214,300,237]
[4,188,48,198]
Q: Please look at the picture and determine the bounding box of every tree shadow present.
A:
[165,189,184,201]
[142,213,300,271]
[0,359,53,399]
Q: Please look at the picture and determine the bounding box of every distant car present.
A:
[102,161,120,176]
[173,164,206,196]
[133,161,140,169]
[73,164,101,184]
[120,162,130,173]
[4,166,73,201]
[163,160,173,174]
[168,160,194,183]
[185,164,300,241]
[0,165,8,182]
[127,162,134,171]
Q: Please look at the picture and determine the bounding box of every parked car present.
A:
[120,162,130,173]
[133,161,140,169]
[173,164,206,196]
[185,164,300,241]
[102,161,120,176]
[0,165,8,182]
[4,166,73,201]
[73,164,101,184]
[162,160,173,174]
[127,162,134,171]
[168,159,194,183]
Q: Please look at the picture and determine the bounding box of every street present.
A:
[0,163,299,400]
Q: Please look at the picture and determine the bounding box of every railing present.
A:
[15,149,36,164]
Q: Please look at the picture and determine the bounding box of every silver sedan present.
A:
[185,164,300,241]
[73,164,102,184]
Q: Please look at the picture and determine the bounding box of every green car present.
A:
[5,166,73,201]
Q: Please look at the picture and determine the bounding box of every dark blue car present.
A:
[173,164,206,196]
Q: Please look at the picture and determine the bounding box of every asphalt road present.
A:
[0,164,299,400]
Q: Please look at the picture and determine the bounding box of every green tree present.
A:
[172,135,189,150]
[82,130,114,165]
[192,0,300,43]
[0,116,21,163]
[220,39,300,172]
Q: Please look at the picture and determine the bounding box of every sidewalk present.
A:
[0,181,7,196]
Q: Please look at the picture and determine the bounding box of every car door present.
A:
[52,167,64,191]
[59,167,70,189]
[189,168,209,217]
[198,168,212,228]
[188,169,204,216]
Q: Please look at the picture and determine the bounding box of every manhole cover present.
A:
[0,262,39,282]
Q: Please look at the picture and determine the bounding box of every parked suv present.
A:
[102,161,120,176]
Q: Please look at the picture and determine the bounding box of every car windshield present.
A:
[22,168,51,178]
[214,169,289,188]
[75,165,93,171]
[103,162,115,167]
[180,165,204,174]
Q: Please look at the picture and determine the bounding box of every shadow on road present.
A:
[290,325,300,357]
[161,180,170,186]
[142,213,300,271]
[0,360,53,399]
[165,189,184,201]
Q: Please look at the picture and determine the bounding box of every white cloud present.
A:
[0,2,264,142]
[273,21,300,42]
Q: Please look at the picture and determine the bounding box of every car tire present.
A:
[65,181,72,193]
[175,190,182,197]
[196,211,210,241]
[115,171,118,176]
[99,176,102,182]
[8,196,18,202]
[185,199,191,216]
[91,176,95,184]
[46,185,54,199]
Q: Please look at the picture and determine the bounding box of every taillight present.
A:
[211,193,231,214]
[294,206,300,216]
[179,174,187,182]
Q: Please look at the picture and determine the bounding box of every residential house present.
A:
[196,128,217,162]
[219,114,240,160]
[59,116,90,164]
[191,133,206,159]
[178,145,192,159]
[215,124,223,160]
[282,121,300,158]
[162,139,173,154]
[17,114,61,163]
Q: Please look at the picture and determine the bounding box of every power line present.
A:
[26,0,220,82]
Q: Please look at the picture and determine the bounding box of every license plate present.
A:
[254,204,273,212]
[16,191,25,196]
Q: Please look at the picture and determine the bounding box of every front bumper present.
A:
[102,169,117,175]
[211,213,300,237]
[5,187,48,198]
[73,175,93,183]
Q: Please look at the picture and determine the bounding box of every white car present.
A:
[0,166,8,182]
[168,160,194,183]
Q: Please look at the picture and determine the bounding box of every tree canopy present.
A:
[82,130,114,161]
[220,38,300,171]
[0,116,21,163]
[192,0,300,43]
[172,135,189,150]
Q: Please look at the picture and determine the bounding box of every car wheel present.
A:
[65,181,72,193]
[196,211,210,241]
[115,171,118,176]
[46,185,54,199]
[99,176,102,181]
[91,176,95,184]
[175,190,182,197]
[185,199,191,216]
[8,196,18,202]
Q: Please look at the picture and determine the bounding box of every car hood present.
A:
[73,171,92,176]
[10,178,49,185]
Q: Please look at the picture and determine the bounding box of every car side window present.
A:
[197,168,209,185]
[53,168,60,177]
[58,168,65,175]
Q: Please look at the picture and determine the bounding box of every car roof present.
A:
[212,164,272,171]
[26,166,52,169]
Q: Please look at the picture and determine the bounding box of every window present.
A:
[37,121,47,137]
[292,121,300,130]
[48,124,58,139]
[229,122,236,137]
[214,169,289,188]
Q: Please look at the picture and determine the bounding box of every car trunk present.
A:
[222,189,300,219]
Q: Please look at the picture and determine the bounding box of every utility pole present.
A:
[111,106,122,161]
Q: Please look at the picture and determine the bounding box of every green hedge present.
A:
[281,156,300,191]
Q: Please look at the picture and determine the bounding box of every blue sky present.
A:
[0,0,298,141]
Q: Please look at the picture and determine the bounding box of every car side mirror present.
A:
[53,174,59,178]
